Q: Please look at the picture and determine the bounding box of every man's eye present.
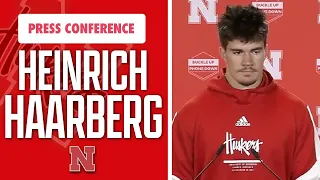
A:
[233,51,241,55]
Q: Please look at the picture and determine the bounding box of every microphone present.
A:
[193,143,226,180]
[250,149,283,180]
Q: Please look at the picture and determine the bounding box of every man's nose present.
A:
[241,53,253,66]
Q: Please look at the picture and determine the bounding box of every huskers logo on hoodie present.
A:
[224,132,263,156]
[223,131,264,173]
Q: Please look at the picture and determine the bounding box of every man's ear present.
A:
[264,44,269,58]
[219,47,226,62]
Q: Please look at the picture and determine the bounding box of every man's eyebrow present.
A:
[229,48,243,51]
[229,47,263,51]
[251,47,263,51]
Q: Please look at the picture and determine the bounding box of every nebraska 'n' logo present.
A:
[318,0,320,24]
[317,59,320,74]
[264,50,282,80]
[252,0,283,24]
[69,146,95,172]
[317,107,320,136]
[188,0,218,24]
[188,52,219,81]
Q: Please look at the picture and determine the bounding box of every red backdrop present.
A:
[173,0,320,135]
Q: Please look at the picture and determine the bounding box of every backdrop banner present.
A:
[173,0,320,135]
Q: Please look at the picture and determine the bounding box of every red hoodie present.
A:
[172,69,320,180]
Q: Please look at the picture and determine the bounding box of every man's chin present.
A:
[238,79,257,87]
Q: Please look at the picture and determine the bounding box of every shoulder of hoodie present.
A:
[275,84,310,115]
[174,88,216,120]
[174,85,312,123]
[275,85,316,135]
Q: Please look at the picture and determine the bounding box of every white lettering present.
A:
[317,107,320,136]
[46,95,64,138]
[20,50,146,91]
[107,95,122,138]
[19,50,36,90]
[252,2,283,9]
[130,50,147,90]
[87,95,105,138]
[25,95,45,138]
[189,66,218,71]
[5,95,24,138]
[84,50,101,90]
[124,95,142,138]
[262,10,282,14]
[63,50,81,90]
[264,50,282,80]
[38,50,53,90]
[224,132,263,156]
[5,95,163,139]
[188,0,218,24]
[111,50,127,90]
[318,3,320,24]
[67,95,85,138]
[144,95,162,138]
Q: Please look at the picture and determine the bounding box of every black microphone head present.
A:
[250,148,260,159]
[216,143,226,155]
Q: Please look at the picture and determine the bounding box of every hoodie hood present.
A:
[207,68,277,104]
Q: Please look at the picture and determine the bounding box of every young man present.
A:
[172,4,320,180]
